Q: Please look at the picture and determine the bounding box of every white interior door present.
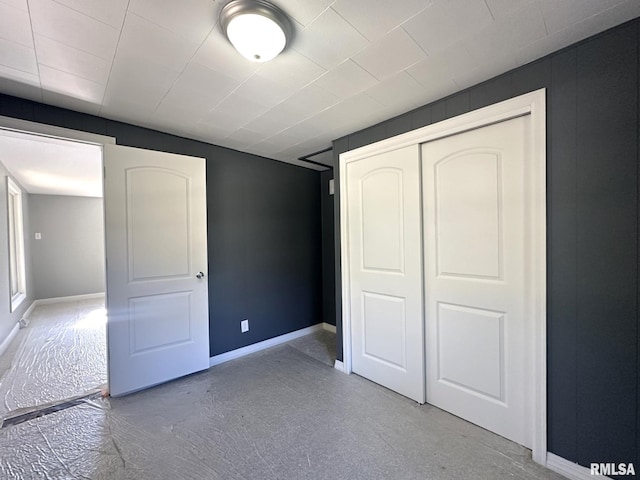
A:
[346,145,424,403]
[104,144,209,397]
[422,116,533,447]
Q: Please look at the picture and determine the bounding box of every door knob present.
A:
[196,271,205,279]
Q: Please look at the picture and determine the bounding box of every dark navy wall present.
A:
[0,95,323,357]
[331,19,640,473]
[206,149,322,355]
[320,170,335,326]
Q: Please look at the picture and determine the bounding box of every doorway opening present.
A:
[0,121,110,421]
[0,115,212,407]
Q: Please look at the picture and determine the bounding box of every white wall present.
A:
[29,194,105,300]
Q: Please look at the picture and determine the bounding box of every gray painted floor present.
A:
[288,328,336,367]
[0,309,564,480]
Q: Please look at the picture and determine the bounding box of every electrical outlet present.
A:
[241,319,249,333]
[35,232,42,240]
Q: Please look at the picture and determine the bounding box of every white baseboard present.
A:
[322,322,336,333]
[0,322,20,358]
[35,292,105,305]
[209,323,325,367]
[20,300,38,326]
[334,359,346,373]
[547,453,610,480]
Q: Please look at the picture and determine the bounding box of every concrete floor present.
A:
[0,304,565,480]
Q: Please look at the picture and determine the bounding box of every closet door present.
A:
[345,145,424,403]
[422,116,533,447]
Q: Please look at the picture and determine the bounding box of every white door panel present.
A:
[423,116,532,448]
[434,151,502,278]
[346,145,424,403]
[104,144,209,397]
[126,168,191,280]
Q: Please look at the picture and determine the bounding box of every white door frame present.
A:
[0,116,116,147]
[339,89,547,465]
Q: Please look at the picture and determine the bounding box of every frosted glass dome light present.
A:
[220,0,292,63]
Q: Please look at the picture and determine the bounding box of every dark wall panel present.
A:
[349,123,385,150]
[0,94,34,121]
[431,100,446,123]
[637,21,640,468]
[106,121,211,159]
[512,59,551,97]
[469,74,512,111]
[330,18,640,471]
[575,24,638,466]
[0,93,323,358]
[547,48,578,461]
[386,113,412,138]
[411,105,432,130]
[320,169,335,326]
[444,91,470,118]
[242,157,322,350]
[34,104,107,135]
[333,136,348,361]
[207,151,249,355]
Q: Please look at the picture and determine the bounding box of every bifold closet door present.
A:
[422,116,533,448]
[346,145,424,403]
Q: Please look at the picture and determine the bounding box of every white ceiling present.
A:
[0,130,102,197]
[0,0,639,170]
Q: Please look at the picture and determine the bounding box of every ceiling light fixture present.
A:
[220,0,292,63]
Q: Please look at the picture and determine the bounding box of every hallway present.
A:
[0,297,106,415]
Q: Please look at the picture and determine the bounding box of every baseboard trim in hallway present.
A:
[209,323,335,367]
[20,301,37,326]
[18,294,105,329]
[33,293,105,306]
[0,323,19,358]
